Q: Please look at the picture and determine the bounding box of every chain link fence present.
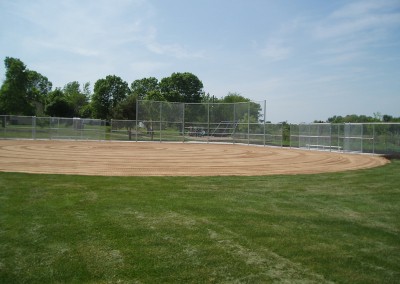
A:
[0,115,106,141]
[1,112,399,155]
[134,100,273,145]
[290,123,400,155]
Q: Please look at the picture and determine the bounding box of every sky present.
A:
[0,0,399,123]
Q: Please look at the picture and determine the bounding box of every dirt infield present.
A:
[0,140,389,176]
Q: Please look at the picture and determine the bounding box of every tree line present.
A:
[1,57,399,123]
[0,57,252,121]
[322,113,400,123]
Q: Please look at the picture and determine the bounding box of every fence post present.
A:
[247,102,250,145]
[207,102,210,143]
[233,103,236,145]
[338,124,341,152]
[159,102,162,142]
[329,123,332,152]
[57,117,60,140]
[103,120,107,141]
[1,116,4,137]
[263,100,266,147]
[136,100,139,142]
[32,116,36,140]
[296,124,299,148]
[182,103,185,143]
[361,123,364,153]
[373,124,375,154]
[110,119,114,141]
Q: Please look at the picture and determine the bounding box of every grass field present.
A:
[0,160,399,283]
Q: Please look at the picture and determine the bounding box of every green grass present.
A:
[0,161,399,283]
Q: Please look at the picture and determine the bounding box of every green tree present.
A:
[0,57,32,115]
[216,92,262,123]
[131,77,160,100]
[63,81,90,117]
[146,90,165,101]
[45,89,74,117]
[382,114,400,122]
[200,93,215,103]
[221,92,250,103]
[92,75,129,120]
[327,114,379,123]
[26,70,52,115]
[113,94,137,120]
[0,57,52,116]
[159,72,204,103]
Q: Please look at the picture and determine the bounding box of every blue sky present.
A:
[1,0,399,122]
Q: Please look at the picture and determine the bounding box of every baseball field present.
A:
[0,140,399,283]
[0,140,389,176]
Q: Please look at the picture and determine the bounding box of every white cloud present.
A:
[139,27,205,59]
[259,39,291,61]
[0,0,209,89]
[315,0,400,40]
[312,0,400,68]
[330,0,399,19]
[145,41,205,59]
[5,0,203,61]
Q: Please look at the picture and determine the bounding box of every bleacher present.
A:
[211,121,238,137]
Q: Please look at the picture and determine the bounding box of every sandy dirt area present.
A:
[0,140,389,176]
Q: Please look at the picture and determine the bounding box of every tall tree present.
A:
[0,57,52,115]
[63,81,90,117]
[159,72,204,103]
[26,70,52,115]
[221,92,250,103]
[45,89,74,117]
[113,94,137,120]
[92,75,129,119]
[131,77,160,100]
[217,92,262,123]
[0,57,31,115]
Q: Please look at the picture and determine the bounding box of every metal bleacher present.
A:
[211,121,238,137]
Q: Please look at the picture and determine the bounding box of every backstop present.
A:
[110,100,282,146]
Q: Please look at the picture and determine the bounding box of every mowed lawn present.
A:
[0,160,399,283]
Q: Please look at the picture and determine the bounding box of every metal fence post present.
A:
[247,102,250,145]
[2,116,5,137]
[182,103,185,142]
[233,103,236,145]
[263,100,266,147]
[103,120,106,141]
[136,100,139,142]
[299,125,301,148]
[338,124,341,152]
[57,117,60,140]
[361,124,364,153]
[372,123,376,154]
[329,123,332,152]
[159,102,162,142]
[32,116,36,140]
[207,102,210,143]
[111,119,114,141]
